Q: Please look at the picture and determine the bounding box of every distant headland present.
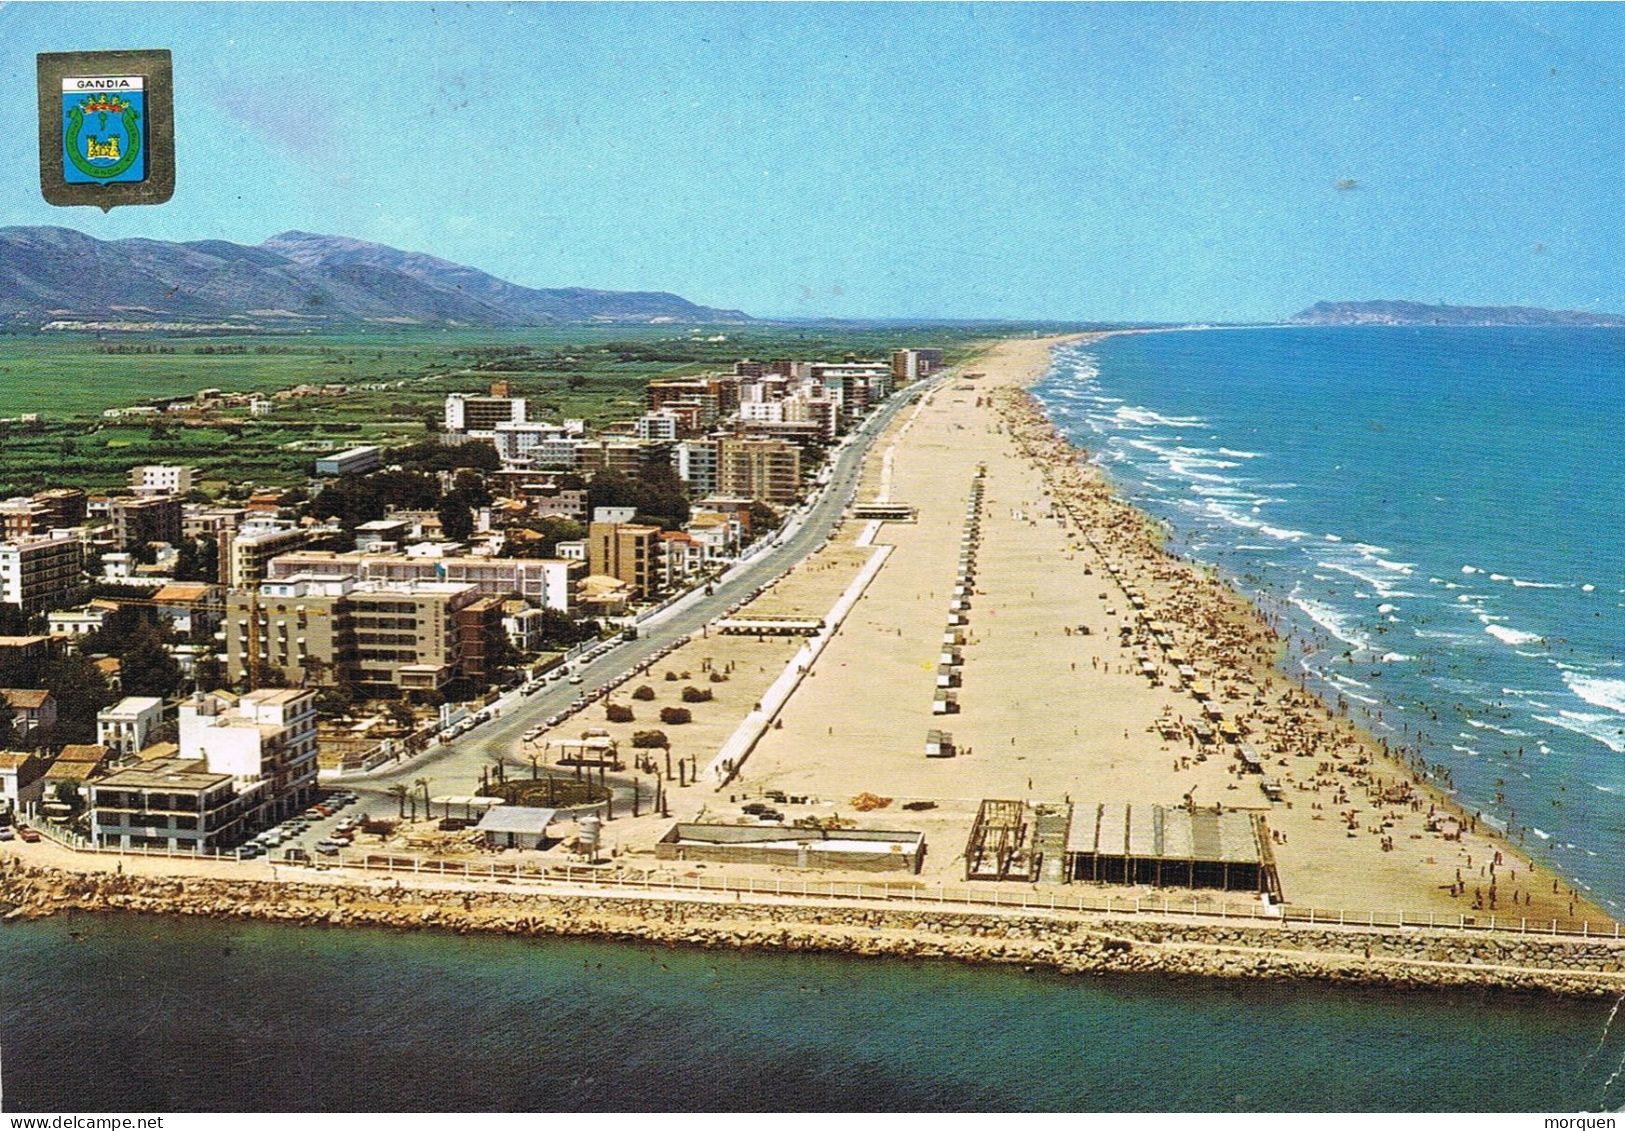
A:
[1292,300,1625,327]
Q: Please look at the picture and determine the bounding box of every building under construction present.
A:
[964,799,1280,897]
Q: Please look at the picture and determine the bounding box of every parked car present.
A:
[17,826,40,843]
[0,826,14,842]
[315,842,339,857]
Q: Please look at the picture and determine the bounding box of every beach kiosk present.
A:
[549,734,622,769]
[925,729,956,758]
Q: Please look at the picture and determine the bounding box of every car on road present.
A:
[16,826,40,843]
[568,673,583,684]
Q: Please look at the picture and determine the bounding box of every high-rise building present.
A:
[31,488,88,530]
[225,576,487,693]
[673,439,720,497]
[0,532,85,612]
[445,392,527,436]
[718,437,801,506]
[221,522,312,587]
[110,495,183,550]
[587,521,661,600]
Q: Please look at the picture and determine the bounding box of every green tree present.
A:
[436,496,474,542]
[37,654,114,744]
[194,652,226,694]
[120,626,182,699]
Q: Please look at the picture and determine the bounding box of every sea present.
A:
[4,325,1625,1113]
[1033,326,1625,917]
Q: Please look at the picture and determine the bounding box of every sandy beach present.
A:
[726,333,1611,925]
[3,334,1612,957]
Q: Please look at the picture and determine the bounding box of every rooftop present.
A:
[94,757,232,792]
[474,806,557,836]
[102,695,164,716]
[0,689,51,709]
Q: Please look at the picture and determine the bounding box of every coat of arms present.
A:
[61,75,146,184]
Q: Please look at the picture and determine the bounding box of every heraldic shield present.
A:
[62,76,147,185]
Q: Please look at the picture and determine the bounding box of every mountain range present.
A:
[0,227,751,329]
[1291,300,1625,327]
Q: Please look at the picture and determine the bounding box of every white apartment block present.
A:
[492,420,566,464]
[0,532,86,612]
[97,696,166,758]
[445,393,526,437]
[128,464,196,497]
[178,689,319,824]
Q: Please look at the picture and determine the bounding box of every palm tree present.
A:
[388,784,408,819]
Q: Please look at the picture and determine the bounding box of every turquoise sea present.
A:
[1035,326,1625,916]
[6,326,1625,1112]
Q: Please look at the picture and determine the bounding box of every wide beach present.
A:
[738,331,1609,925]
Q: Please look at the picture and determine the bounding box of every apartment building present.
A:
[225,576,486,693]
[718,437,801,506]
[90,688,320,850]
[490,420,567,465]
[0,532,86,612]
[88,760,243,852]
[265,550,582,612]
[587,521,661,600]
[635,412,681,442]
[574,438,673,481]
[673,439,719,497]
[96,695,167,758]
[221,522,312,587]
[110,495,183,550]
[891,348,945,383]
[0,499,49,541]
[128,464,197,497]
[32,488,88,530]
[180,688,319,824]
[445,391,527,436]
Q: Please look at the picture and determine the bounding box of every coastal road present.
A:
[348,378,934,804]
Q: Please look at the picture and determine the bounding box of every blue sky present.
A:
[4,2,1624,321]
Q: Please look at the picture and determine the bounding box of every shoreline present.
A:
[3,332,1618,998]
[1003,331,1613,924]
[2,859,1621,998]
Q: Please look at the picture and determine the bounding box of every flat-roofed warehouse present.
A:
[1065,802,1279,896]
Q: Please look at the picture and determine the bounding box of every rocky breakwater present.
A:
[2,860,1621,996]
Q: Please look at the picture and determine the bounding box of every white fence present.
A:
[19,819,1622,942]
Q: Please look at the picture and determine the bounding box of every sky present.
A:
[4,2,1625,322]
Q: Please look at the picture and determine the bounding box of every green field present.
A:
[0,322,1059,494]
